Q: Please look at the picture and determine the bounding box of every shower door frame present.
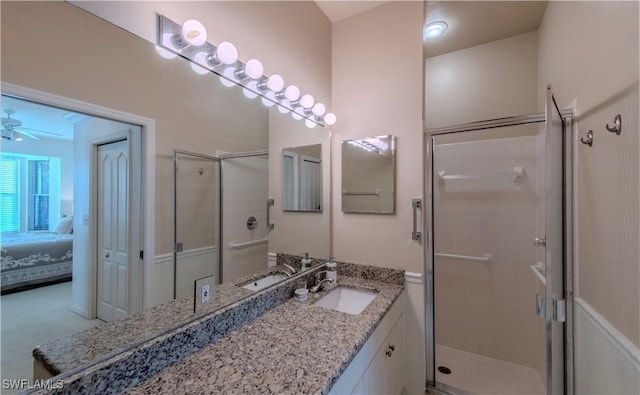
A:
[423,109,574,394]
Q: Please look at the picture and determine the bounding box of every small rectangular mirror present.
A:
[342,135,395,214]
[282,144,322,212]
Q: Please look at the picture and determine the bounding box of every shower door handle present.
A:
[412,199,422,241]
[266,199,275,231]
[533,237,546,247]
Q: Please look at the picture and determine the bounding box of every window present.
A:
[29,160,50,231]
[0,154,60,233]
[0,157,19,232]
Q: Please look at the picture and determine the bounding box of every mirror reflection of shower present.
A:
[173,149,270,299]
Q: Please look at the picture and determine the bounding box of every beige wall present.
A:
[332,1,424,272]
[538,1,639,348]
[425,31,539,129]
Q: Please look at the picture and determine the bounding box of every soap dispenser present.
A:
[326,256,337,282]
[301,253,312,271]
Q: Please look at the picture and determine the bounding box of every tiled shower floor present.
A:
[435,345,545,395]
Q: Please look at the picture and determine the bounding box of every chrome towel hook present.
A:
[605,114,622,135]
[580,130,593,147]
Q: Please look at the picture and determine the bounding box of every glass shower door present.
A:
[427,90,570,394]
[173,150,220,299]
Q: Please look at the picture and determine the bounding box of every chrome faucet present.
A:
[276,269,292,278]
[281,263,297,276]
[309,270,335,293]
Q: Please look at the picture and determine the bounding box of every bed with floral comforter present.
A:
[1,232,73,294]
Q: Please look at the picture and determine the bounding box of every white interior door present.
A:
[97,139,129,322]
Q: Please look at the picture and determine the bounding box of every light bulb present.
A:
[292,111,303,120]
[267,75,284,92]
[155,45,178,59]
[278,99,291,114]
[220,67,237,87]
[312,103,326,117]
[217,42,238,65]
[243,88,258,99]
[245,59,263,79]
[284,85,300,101]
[182,19,208,46]
[300,94,315,109]
[424,21,447,39]
[261,93,276,107]
[190,62,209,75]
[324,113,337,126]
[194,52,211,69]
[305,119,317,129]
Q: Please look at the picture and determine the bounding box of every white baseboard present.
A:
[405,271,423,284]
[575,297,640,394]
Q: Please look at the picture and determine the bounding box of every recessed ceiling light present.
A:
[424,21,448,40]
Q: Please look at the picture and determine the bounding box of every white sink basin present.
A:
[314,287,377,315]
[240,273,288,292]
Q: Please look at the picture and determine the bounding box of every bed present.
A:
[1,232,73,294]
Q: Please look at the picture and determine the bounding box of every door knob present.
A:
[533,237,546,247]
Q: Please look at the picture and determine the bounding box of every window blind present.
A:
[0,157,19,232]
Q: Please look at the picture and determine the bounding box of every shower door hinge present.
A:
[175,242,183,253]
[537,295,566,322]
[553,298,566,323]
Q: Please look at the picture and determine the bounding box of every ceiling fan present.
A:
[1,109,64,141]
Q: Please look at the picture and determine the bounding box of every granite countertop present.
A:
[33,264,302,375]
[123,275,404,395]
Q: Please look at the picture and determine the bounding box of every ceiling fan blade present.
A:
[14,128,40,140]
[18,126,65,137]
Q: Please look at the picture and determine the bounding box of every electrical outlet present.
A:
[201,284,210,304]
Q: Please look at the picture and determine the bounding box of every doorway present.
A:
[424,87,573,394]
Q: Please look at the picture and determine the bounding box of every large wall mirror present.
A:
[341,135,395,214]
[0,0,330,381]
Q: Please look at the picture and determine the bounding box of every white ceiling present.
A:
[314,1,548,59]
[315,1,388,23]
[1,96,78,141]
[424,1,548,58]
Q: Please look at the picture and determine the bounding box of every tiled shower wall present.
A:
[434,133,546,378]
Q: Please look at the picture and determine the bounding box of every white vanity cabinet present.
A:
[329,290,405,395]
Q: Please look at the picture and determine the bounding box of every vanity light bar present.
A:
[156,15,337,128]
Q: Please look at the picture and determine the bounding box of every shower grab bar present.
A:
[435,252,493,263]
[229,237,268,250]
[438,166,524,182]
[342,189,380,196]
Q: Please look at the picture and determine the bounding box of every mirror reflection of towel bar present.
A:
[229,237,268,250]
[342,188,380,196]
[435,252,493,263]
